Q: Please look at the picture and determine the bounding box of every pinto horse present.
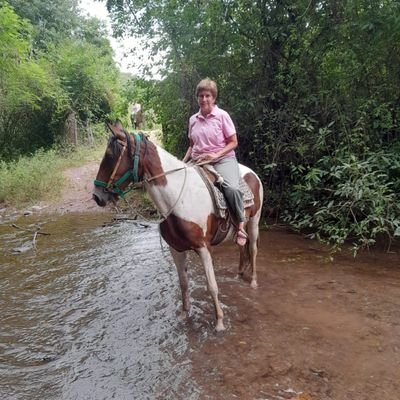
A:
[93,122,263,331]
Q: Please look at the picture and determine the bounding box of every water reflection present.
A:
[0,213,200,400]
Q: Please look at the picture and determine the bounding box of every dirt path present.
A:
[48,162,109,214]
[26,161,113,215]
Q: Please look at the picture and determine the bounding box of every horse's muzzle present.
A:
[92,193,106,207]
[92,186,112,207]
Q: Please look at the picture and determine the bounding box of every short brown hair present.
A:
[195,78,218,98]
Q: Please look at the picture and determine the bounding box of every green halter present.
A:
[94,133,143,197]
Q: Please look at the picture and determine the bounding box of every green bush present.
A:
[0,142,106,207]
[284,147,400,253]
[0,149,64,205]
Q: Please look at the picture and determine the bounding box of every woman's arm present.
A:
[196,134,238,162]
[182,138,194,163]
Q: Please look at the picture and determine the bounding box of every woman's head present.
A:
[195,78,218,99]
[196,78,218,116]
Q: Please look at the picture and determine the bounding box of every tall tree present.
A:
[0,0,125,159]
[7,0,81,48]
[0,2,65,159]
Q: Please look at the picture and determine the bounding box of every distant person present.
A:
[182,78,247,246]
[131,103,143,129]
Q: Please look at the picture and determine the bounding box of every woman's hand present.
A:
[196,152,219,163]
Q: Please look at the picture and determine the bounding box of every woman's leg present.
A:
[213,157,245,227]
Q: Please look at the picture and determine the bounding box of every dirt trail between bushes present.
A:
[32,161,113,215]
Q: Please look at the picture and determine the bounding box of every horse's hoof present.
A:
[178,311,189,321]
[215,321,226,332]
[250,280,258,289]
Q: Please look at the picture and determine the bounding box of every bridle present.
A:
[94,132,146,197]
[94,132,189,198]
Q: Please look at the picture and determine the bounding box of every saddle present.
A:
[195,164,254,245]
[196,164,254,217]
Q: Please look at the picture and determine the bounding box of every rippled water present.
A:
[0,213,203,400]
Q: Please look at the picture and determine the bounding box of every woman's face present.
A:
[197,89,216,116]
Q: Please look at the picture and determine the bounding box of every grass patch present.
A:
[0,140,107,208]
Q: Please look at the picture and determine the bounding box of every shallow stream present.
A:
[1,212,399,400]
[0,213,203,400]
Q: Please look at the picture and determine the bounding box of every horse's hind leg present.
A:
[238,245,247,277]
[247,217,260,289]
[196,247,225,332]
[169,247,190,320]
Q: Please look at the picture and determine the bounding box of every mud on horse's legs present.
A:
[169,247,190,319]
[196,247,225,331]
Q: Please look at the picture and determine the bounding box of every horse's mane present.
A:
[108,131,150,160]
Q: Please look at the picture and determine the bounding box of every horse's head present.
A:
[93,121,141,207]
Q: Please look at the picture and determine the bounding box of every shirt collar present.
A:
[196,104,218,119]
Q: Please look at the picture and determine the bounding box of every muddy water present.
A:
[1,213,400,400]
[0,213,200,400]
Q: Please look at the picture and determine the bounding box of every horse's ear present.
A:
[106,121,125,141]
[106,121,116,136]
[115,119,123,129]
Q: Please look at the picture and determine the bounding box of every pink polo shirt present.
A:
[188,105,236,160]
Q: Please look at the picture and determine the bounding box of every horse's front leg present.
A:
[169,247,190,320]
[196,247,225,332]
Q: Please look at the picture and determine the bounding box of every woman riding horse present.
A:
[183,78,247,246]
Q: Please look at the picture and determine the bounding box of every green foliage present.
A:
[0,2,66,159]
[7,0,81,48]
[0,1,125,161]
[0,1,32,71]
[0,149,64,205]
[47,38,120,120]
[0,142,106,206]
[284,147,400,253]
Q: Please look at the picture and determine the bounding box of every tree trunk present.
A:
[65,111,78,146]
[86,119,94,146]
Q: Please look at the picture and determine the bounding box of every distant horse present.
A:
[93,122,263,331]
[130,110,143,129]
